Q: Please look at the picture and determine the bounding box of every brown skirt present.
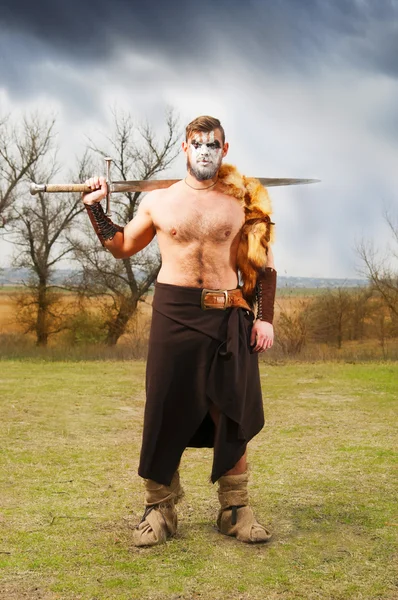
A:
[138,282,264,485]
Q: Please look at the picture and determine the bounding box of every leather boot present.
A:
[217,470,272,543]
[133,471,184,547]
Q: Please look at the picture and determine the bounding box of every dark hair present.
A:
[185,115,225,144]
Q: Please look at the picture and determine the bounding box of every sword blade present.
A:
[111,180,180,193]
[257,178,320,187]
[111,177,320,193]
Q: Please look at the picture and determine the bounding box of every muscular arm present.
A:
[106,197,156,258]
[82,176,156,259]
[251,245,277,352]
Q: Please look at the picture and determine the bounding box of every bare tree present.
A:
[346,286,374,341]
[0,112,54,229]
[12,153,91,346]
[307,287,353,349]
[73,108,181,346]
[275,298,309,356]
[357,213,398,319]
[366,297,393,358]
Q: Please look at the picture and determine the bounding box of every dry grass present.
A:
[1,288,398,362]
[0,290,22,333]
[0,289,298,338]
[0,289,153,357]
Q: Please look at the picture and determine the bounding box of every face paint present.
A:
[192,131,215,144]
[203,131,215,143]
[187,130,223,181]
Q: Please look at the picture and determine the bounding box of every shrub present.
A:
[64,311,107,345]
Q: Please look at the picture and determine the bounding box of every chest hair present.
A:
[160,202,243,244]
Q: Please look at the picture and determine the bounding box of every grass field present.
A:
[1,360,397,600]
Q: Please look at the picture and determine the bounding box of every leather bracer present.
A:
[84,202,124,247]
[256,267,277,323]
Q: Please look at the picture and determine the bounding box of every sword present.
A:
[30,157,320,216]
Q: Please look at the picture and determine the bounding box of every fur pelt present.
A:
[217,163,275,303]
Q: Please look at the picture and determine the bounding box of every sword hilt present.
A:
[30,158,114,201]
[30,183,92,195]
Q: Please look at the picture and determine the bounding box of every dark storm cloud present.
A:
[1,0,398,75]
[1,0,397,279]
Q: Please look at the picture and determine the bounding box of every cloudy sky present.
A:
[1,0,398,278]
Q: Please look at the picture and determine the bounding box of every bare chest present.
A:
[154,197,244,244]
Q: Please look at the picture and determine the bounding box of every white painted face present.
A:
[187,130,223,181]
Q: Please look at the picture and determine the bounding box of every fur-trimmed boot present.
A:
[133,471,184,547]
[217,470,272,543]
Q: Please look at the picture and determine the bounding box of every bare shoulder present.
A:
[138,189,166,215]
[145,182,184,210]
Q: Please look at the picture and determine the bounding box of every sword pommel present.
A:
[30,183,47,195]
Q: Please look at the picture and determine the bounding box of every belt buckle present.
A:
[201,289,229,310]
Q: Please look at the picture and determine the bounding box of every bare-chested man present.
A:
[82,116,276,546]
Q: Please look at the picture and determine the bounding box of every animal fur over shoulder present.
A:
[217,163,275,303]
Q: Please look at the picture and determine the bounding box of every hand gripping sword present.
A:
[30,157,320,216]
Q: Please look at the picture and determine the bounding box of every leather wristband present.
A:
[84,202,124,247]
[256,267,277,323]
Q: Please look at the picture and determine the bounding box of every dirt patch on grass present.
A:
[0,581,57,600]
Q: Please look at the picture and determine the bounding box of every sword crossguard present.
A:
[104,157,112,216]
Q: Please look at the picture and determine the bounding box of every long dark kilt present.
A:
[138,282,264,485]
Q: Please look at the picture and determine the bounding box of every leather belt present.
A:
[201,288,252,312]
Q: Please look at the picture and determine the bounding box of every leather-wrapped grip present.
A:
[84,202,123,246]
[256,267,277,323]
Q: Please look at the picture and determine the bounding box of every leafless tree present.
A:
[357,213,398,319]
[275,298,309,355]
[307,287,354,348]
[0,112,54,229]
[366,296,393,358]
[12,153,91,346]
[346,286,374,341]
[73,108,181,346]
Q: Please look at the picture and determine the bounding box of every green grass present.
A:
[1,361,397,600]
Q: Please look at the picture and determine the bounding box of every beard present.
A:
[187,153,223,181]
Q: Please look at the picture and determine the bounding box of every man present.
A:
[82,116,276,546]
